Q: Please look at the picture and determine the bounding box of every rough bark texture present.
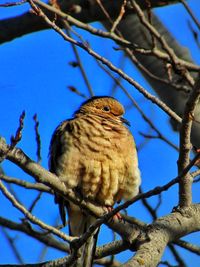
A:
[122,205,200,266]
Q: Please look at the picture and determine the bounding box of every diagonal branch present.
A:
[0,0,182,44]
[0,174,51,192]
[0,216,69,253]
[121,204,200,267]
[0,178,73,243]
[1,137,200,240]
[26,0,183,124]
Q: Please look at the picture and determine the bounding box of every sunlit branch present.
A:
[0,216,70,253]
[95,59,179,152]
[130,0,195,86]
[0,179,73,243]
[27,0,182,124]
[0,174,51,193]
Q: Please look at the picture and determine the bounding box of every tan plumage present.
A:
[49,96,141,267]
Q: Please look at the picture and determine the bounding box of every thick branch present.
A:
[121,204,200,267]
[0,0,180,44]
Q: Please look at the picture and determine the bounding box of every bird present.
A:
[49,96,141,267]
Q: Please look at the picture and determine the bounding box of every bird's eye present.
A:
[102,106,110,112]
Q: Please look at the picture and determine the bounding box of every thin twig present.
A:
[0,216,70,253]
[29,191,43,213]
[0,174,51,193]
[2,227,24,264]
[168,243,187,267]
[110,0,127,33]
[33,114,42,164]
[65,27,94,97]
[28,0,182,124]
[0,179,73,243]
[180,0,200,31]
[130,0,195,86]
[174,239,200,255]
[0,0,26,7]
[10,111,25,148]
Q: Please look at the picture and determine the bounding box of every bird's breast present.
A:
[58,115,140,206]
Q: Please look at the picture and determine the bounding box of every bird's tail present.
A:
[68,203,99,267]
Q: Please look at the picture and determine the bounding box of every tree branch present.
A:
[0,178,73,243]
[0,216,69,253]
[121,204,200,267]
[0,0,181,44]
[0,174,51,193]
[178,74,200,207]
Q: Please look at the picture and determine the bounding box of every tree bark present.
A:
[121,205,200,267]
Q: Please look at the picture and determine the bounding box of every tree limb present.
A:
[121,204,200,267]
[178,75,200,207]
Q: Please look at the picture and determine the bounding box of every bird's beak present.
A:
[120,117,131,126]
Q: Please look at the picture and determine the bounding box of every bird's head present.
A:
[75,96,130,126]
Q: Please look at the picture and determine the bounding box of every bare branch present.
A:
[0,179,73,243]
[180,0,200,31]
[65,27,94,97]
[10,111,25,148]
[130,0,195,86]
[95,240,129,259]
[168,243,186,267]
[178,75,200,207]
[33,114,42,164]
[0,216,69,253]
[121,204,200,267]
[28,191,42,213]
[0,0,26,7]
[1,227,24,264]
[0,174,51,193]
[25,0,182,124]
[174,239,200,256]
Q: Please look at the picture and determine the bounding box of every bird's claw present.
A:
[104,206,123,221]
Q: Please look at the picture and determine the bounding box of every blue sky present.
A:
[0,0,200,265]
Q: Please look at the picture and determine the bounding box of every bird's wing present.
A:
[48,120,69,226]
[49,119,99,267]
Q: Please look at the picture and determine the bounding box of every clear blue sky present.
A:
[0,0,200,265]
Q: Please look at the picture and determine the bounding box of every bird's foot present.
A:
[104,206,123,221]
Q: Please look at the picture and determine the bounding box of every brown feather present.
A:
[49,96,141,267]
